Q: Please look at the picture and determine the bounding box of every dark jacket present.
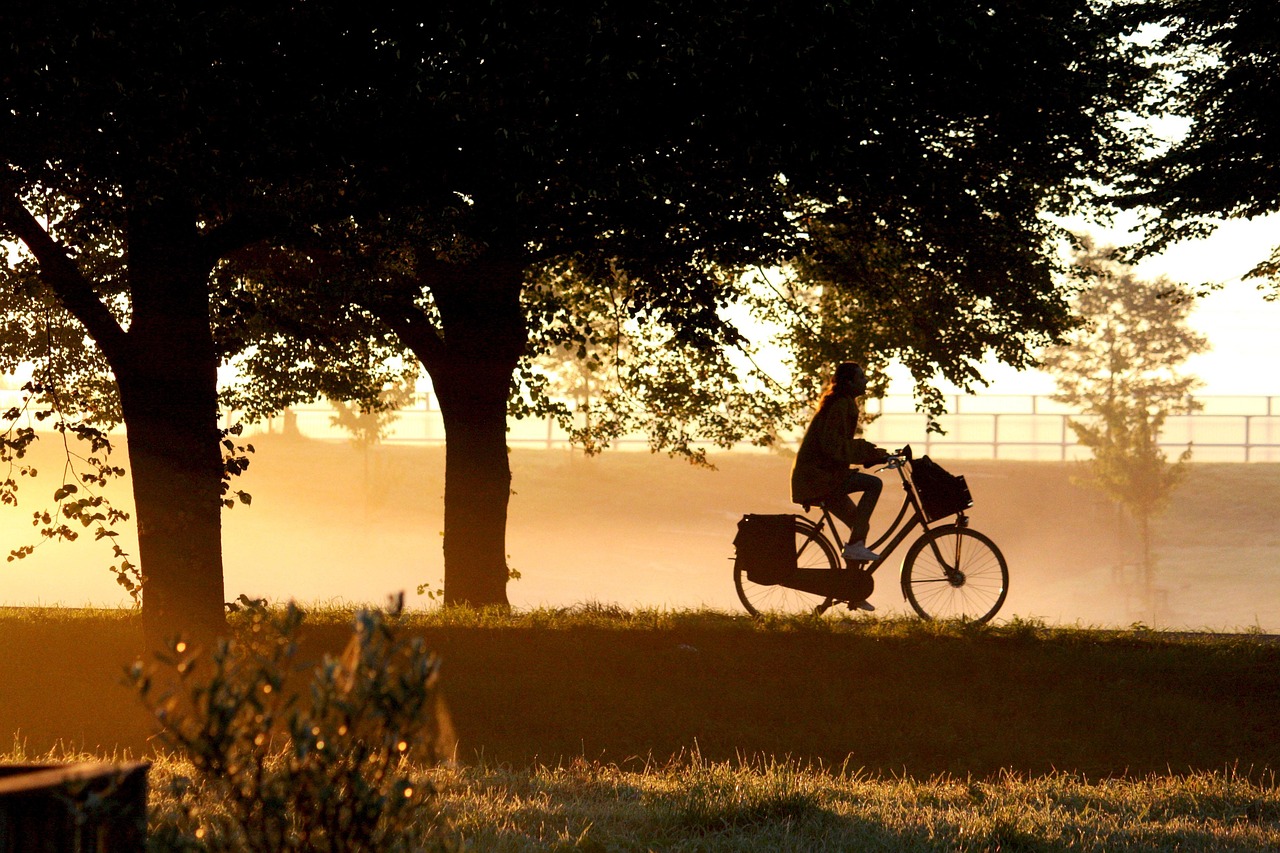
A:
[790,395,881,504]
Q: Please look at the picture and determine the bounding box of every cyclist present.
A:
[791,361,890,567]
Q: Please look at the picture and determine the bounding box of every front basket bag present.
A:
[733,514,796,585]
[910,456,973,522]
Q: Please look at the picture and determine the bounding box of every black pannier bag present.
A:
[734,514,797,585]
[910,456,973,523]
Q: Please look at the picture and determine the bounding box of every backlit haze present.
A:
[4,217,1280,631]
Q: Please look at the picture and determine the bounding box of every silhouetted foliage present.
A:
[3,1,1151,613]
[1118,0,1280,286]
[0,1,410,643]
[224,0,1148,606]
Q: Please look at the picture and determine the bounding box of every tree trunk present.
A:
[1140,509,1154,618]
[7,188,240,649]
[118,208,227,649]
[384,256,527,607]
[118,373,226,649]
[435,358,517,606]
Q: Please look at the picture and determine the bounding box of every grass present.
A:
[4,605,1280,849]
[3,605,1279,776]
[430,758,1280,851]
[12,744,1277,850]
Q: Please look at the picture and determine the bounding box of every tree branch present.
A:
[199,212,290,264]
[0,181,129,365]
[361,298,446,375]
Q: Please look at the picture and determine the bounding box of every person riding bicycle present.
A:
[791,361,890,565]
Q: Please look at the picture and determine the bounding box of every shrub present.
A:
[129,601,449,851]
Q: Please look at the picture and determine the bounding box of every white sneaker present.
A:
[842,540,880,562]
[849,600,876,612]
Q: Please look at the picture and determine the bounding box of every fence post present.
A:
[0,762,149,852]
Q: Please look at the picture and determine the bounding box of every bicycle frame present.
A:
[800,457,966,578]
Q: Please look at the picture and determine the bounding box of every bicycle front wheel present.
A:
[735,516,837,617]
[901,525,1008,624]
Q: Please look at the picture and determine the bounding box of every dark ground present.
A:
[4,611,1279,779]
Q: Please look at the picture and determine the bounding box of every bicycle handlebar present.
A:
[875,446,912,472]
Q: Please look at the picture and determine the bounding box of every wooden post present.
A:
[0,762,149,852]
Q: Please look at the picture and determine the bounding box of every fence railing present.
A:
[858,394,1280,463]
[7,389,1280,462]
[272,393,1280,463]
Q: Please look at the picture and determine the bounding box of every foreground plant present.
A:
[434,757,1280,852]
[129,600,450,851]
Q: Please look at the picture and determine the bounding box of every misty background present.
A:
[5,398,1278,631]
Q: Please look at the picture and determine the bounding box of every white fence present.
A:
[7,389,1280,462]
[281,393,1280,463]
[860,394,1280,463]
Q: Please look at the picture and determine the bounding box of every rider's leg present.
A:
[849,471,882,542]
[827,472,883,606]
[828,471,882,544]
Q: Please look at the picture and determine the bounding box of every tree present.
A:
[775,0,1149,417]
[1041,243,1208,606]
[223,0,1149,607]
[0,1,399,644]
[4,1,1150,617]
[1118,0,1280,286]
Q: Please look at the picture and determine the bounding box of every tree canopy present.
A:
[1118,0,1280,284]
[2,1,1153,620]
[0,0,406,642]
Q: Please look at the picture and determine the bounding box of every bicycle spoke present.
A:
[902,527,1007,624]
[735,516,840,617]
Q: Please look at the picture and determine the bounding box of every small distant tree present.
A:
[1042,243,1209,606]
[329,380,418,451]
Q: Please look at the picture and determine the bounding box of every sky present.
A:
[885,213,1280,399]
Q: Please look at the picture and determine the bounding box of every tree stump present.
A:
[0,762,148,852]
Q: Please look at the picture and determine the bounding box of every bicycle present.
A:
[734,446,1009,623]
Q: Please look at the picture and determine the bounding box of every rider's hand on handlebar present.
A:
[876,450,907,471]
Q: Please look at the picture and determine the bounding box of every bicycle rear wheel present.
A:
[735,516,837,616]
[901,525,1008,624]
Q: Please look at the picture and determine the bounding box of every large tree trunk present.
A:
[434,258,527,607]
[434,356,518,606]
[382,256,527,607]
[2,189,230,648]
[119,207,227,648]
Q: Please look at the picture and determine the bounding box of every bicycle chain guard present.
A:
[784,566,874,603]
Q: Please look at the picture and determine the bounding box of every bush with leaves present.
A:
[129,601,451,851]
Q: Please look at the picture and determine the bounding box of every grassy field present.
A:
[136,751,1280,850]
[4,606,1279,775]
[5,439,1280,846]
[4,606,1280,849]
[432,760,1280,851]
[11,745,1277,850]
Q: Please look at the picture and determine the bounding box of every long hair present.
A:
[816,362,863,413]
